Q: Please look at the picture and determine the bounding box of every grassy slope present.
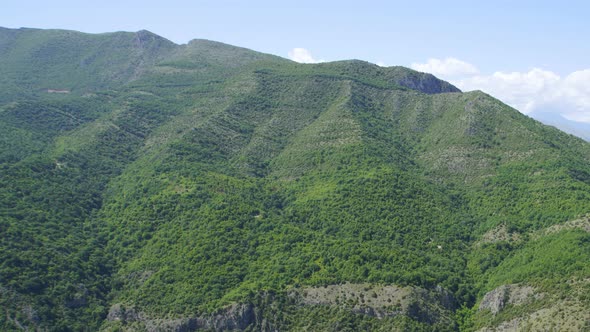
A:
[0,27,589,331]
[0,27,177,102]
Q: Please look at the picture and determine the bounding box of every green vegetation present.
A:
[0,27,589,331]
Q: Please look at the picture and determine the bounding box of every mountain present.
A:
[529,110,590,141]
[0,27,589,331]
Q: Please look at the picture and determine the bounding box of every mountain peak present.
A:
[386,66,461,94]
[134,29,175,45]
[312,60,460,94]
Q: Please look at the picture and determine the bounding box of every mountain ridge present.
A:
[0,26,461,99]
[0,27,589,331]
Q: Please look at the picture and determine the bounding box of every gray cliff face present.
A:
[478,284,538,315]
[384,66,461,94]
[106,303,258,332]
[396,72,461,94]
[189,304,257,331]
[105,284,457,331]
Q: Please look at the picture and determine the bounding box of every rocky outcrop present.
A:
[478,284,539,315]
[477,298,590,332]
[106,303,257,332]
[294,283,457,325]
[477,224,521,246]
[105,283,457,331]
[406,286,457,324]
[190,303,256,331]
[0,286,41,327]
[395,71,461,94]
[537,216,590,237]
[106,303,141,322]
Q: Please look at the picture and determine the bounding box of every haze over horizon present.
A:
[3,0,590,131]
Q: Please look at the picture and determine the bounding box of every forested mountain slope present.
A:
[0,27,589,331]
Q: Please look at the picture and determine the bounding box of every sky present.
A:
[3,0,590,125]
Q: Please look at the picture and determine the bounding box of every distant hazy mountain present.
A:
[529,110,590,141]
[1,27,589,331]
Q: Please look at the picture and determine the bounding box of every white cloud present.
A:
[412,57,590,124]
[456,68,590,123]
[376,61,387,67]
[560,70,590,122]
[455,68,561,114]
[411,57,479,78]
[288,48,323,63]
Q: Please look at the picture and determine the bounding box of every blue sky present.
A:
[4,0,590,126]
